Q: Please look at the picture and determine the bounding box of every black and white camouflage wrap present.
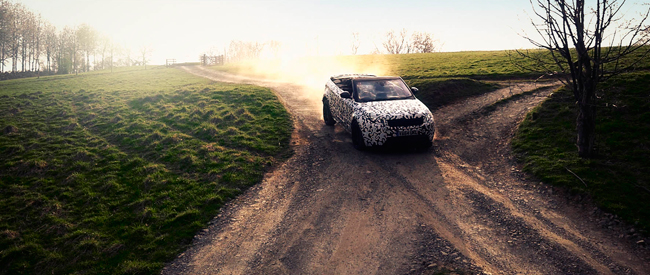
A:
[324,78,435,147]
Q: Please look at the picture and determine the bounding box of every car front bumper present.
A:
[360,120,435,147]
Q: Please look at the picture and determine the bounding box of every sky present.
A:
[18,0,650,65]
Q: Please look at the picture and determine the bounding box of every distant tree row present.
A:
[0,0,150,74]
[377,29,441,55]
[204,29,440,63]
[226,40,265,62]
[203,40,282,63]
[351,29,443,55]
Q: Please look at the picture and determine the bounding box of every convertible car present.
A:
[322,74,435,150]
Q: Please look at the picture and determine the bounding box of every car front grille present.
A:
[388,117,424,127]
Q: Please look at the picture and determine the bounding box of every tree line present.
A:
[0,0,150,76]
[375,29,440,55]
[204,29,440,62]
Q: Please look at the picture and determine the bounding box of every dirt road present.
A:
[163,66,650,274]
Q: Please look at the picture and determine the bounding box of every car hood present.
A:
[357,99,431,121]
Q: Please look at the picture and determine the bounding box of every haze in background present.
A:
[20,0,650,64]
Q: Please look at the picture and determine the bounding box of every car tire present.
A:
[323,99,336,126]
[420,139,433,150]
[352,120,366,150]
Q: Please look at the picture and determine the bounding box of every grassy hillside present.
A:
[340,51,545,79]
[513,72,650,231]
[212,50,546,80]
[214,48,650,82]
[0,67,292,274]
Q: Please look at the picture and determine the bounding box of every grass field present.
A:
[339,51,545,80]
[0,67,292,274]
[513,72,650,231]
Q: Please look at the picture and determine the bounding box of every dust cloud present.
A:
[222,55,393,113]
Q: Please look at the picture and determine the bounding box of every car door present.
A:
[339,83,356,132]
[326,83,345,124]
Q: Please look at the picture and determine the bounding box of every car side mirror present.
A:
[411,87,419,94]
[340,91,351,98]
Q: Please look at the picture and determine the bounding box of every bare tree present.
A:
[0,0,10,71]
[65,26,79,75]
[43,23,56,71]
[9,2,23,72]
[520,0,650,158]
[248,41,265,59]
[95,35,111,70]
[382,29,408,54]
[371,40,382,55]
[351,32,360,55]
[57,26,69,73]
[120,45,132,67]
[267,40,281,59]
[41,22,56,72]
[18,5,30,71]
[382,30,396,54]
[31,14,42,72]
[226,40,265,62]
[109,41,118,72]
[76,24,96,72]
[54,26,75,74]
[411,31,438,53]
[140,45,152,69]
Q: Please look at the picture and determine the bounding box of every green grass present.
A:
[512,72,650,231]
[405,78,499,109]
[0,67,292,274]
[341,51,546,80]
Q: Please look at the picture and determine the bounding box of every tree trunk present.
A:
[576,95,596,158]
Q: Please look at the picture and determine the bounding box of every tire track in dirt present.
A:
[162,66,650,275]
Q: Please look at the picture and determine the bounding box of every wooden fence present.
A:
[200,55,224,66]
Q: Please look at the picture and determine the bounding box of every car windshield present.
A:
[354,79,414,102]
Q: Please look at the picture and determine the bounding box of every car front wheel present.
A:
[351,120,366,150]
[323,99,335,126]
[420,139,433,150]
